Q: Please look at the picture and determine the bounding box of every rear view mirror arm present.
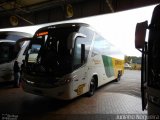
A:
[137,42,148,54]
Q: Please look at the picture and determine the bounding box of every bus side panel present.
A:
[70,67,89,98]
[85,55,124,92]
[112,58,124,78]
[91,32,124,87]
[89,54,115,87]
[90,54,109,87]
[0,61,14,82]
[102,55,115,78]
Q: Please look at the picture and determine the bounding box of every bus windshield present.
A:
[26,27,79,76]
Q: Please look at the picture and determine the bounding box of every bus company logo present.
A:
[74,84,86,95]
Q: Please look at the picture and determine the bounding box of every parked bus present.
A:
[0,31,32,86]
[135,4,160,115]
[22,23,124,100]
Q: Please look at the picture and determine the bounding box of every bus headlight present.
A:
[63,75,78,83]
[56,75,75,85]
[64,79,72,83]
[26,80,35,84]
[60,77,72,85]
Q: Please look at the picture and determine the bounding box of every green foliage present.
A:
[124,56,142,70]
[125,56,141,64]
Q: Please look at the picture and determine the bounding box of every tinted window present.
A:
[92,33,112,55]
[0,42,16,64]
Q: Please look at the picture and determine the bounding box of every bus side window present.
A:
[92,33,113,56]
[0,43,16,64]
[0,46,10,64]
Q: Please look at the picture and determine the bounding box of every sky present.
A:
[0,4,157,57]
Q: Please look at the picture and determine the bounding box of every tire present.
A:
[13,73,20,88]
[116,73,121,82]
[87,77,96,97]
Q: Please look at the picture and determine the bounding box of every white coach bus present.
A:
[0,31,32,85]
[22,23,124,100]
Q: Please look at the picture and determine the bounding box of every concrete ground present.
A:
[0,70,147,120]
[98,70,142,97]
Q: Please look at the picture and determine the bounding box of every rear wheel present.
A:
[116,71,121,82]
[87,77,96,96]
[116,75,121,82]
[13,73,20,88]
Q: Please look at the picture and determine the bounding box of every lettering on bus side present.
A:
[93,59,101,64]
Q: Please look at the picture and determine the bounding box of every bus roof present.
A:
[0,31,32,37]
[0,31,32,41]
[35,23,90,33]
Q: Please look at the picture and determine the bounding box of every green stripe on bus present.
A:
[102,55,114,77]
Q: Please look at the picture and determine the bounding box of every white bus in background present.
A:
[0,31,32,86]
[22,23,124,100]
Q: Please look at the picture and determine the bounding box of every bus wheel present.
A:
[87,77,96,97]
[116,72,121,82]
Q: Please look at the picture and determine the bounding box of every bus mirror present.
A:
[81,44,85,64]
[67,32,86,49]
[15,37,32,52]
[135,21,148,49]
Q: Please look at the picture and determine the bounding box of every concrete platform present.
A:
[20,92,147,120]
[0,70,147,120]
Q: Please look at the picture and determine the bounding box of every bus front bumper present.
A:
[21,80,72,100]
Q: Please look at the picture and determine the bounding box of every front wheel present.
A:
[13,73,20,88]
[87,77,96,97]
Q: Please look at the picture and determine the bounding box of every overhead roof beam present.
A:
[0,0,14,4]
[106,0,114,12]
[24,0,65,12]
[0,0,66,16]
